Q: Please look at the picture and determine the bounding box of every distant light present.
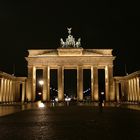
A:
[65,97,71,101]
[38,102,45,108]
[101,92,104,95]
[39,80,44,86]
[38,92,42,95]
[55,97,58,102]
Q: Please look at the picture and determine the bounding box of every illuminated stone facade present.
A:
[25,29,115,102]
[0,71,26,103]
[0,29,139,103]
[26,48,115,102]
[114,71,140,102]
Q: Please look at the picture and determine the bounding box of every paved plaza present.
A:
[0,102,140,140]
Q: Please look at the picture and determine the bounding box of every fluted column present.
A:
[42,67,47,101]
[124,81,129,101]
[26,66,36,102]
[132,79,135,101]
[32,67,36,101]
[130,79,133,101]
[121,82,125,101]
[58,66,64,101]
[134,78,137,102]
[105,66,109,101]
[91,66,94,101]
[128,80,131,101]
[0,78,3,102]
[115,82,119,102]
[26,66,32,101]
[15,82,20,102]
[42,66,50,102]
[109,66,114,101]
[6,79,10,102]
[9,80,12,102]
[0,78,2,103]
[47,67,50,101]
[21,82,25,103]
[2,79,7,102]
[12,80,16,102]
[136,77,140,102]
[77,66,83,101]
[105,65,115,101]
[131,79,134,101]
[91,66,98,101]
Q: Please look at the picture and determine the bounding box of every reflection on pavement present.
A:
[0,102,140,117]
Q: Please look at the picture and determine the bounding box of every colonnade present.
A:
[26,65,114,102]
[0,71,26,103]
[114,71,140,102]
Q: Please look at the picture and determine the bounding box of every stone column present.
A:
[105,65,114,101]
[0,78,3,103]
[109,66,115,101]
[77,66,83,101]
[9,80,12,102]
[124,81,129,101]
[105,66,109,101]
[47,67,50,101]
[91,66,98,101]
[26,66,32,101]
[6,79,10,102]
[42,66,50,102]
[131,79,134,101]
[128,80,131,101]
[3,79,7,102]
[15,82,20,102]
[115,82,119,102]
[42,67,47,101]
[12,80,16,102]
[26,66,36,102]
[32,67,36,101]
[134,78,137,102]
[58,66,64,101]
[21,82,25,103]
[136,77,140,102]
[91,66,94,101]
[130,79,133,102]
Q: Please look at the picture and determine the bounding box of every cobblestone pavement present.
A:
[0,102,140,140]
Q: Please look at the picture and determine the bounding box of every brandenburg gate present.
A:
[26,28,115,102]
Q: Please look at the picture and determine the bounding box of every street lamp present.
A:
[101,92,104,95]
[39,80,44,86]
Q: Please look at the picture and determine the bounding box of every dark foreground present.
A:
[0,103,140,140]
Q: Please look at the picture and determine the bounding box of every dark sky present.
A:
[0,0,140,77]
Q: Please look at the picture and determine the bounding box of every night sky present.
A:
[0,1,140,77]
